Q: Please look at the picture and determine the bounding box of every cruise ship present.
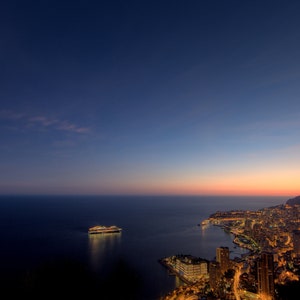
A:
[88,225,122,234]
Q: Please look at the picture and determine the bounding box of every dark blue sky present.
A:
[1,0,300,195]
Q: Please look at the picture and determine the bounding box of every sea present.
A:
[0,195,288,299]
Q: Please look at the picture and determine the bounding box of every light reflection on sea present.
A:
[88,232,122,271]
[0,195,288,299]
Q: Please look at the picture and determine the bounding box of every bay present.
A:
[0,195,287,299]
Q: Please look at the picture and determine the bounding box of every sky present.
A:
[1,0,300,196]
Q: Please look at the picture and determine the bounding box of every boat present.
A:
[88,225,122,234]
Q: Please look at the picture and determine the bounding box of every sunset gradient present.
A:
[1,1,300,196]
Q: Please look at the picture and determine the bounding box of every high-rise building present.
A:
[209,260,220,291]
[257,252,275,300]
[244,218,253,234]
[216,246,230,273]
[292,229,300,257]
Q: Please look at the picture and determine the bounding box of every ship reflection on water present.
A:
[88,232,122,271]
[199,221,210,237]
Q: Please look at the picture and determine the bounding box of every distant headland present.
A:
[286,195,300,206]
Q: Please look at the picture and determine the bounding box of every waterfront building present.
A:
[173,255,208,282]
[257,252,275,300]
[216,246,230,274]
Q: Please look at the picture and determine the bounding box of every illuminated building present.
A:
[173,255,208,282]
[244,218,253,234]
[292,229,300,257]
[216,246,230,273]
[257,252,275,300]
[209,260,220,291]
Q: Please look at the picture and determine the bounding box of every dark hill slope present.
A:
[286,196,300,206]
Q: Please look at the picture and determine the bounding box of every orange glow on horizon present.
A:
[98,170,300,197]
[5,170,299,197]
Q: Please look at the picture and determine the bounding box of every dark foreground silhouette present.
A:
[3,257,300,299]
[2,258,143,300]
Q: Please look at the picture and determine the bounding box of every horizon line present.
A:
[0,193,294,198]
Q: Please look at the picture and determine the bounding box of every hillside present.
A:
[286,195,300,206]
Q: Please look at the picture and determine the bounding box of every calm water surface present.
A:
[0,195,287,299]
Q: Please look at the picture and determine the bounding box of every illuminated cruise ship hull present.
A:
[88,225,122,234]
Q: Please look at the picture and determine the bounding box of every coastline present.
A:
[158,258,191,285]
[0,195,288,300]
